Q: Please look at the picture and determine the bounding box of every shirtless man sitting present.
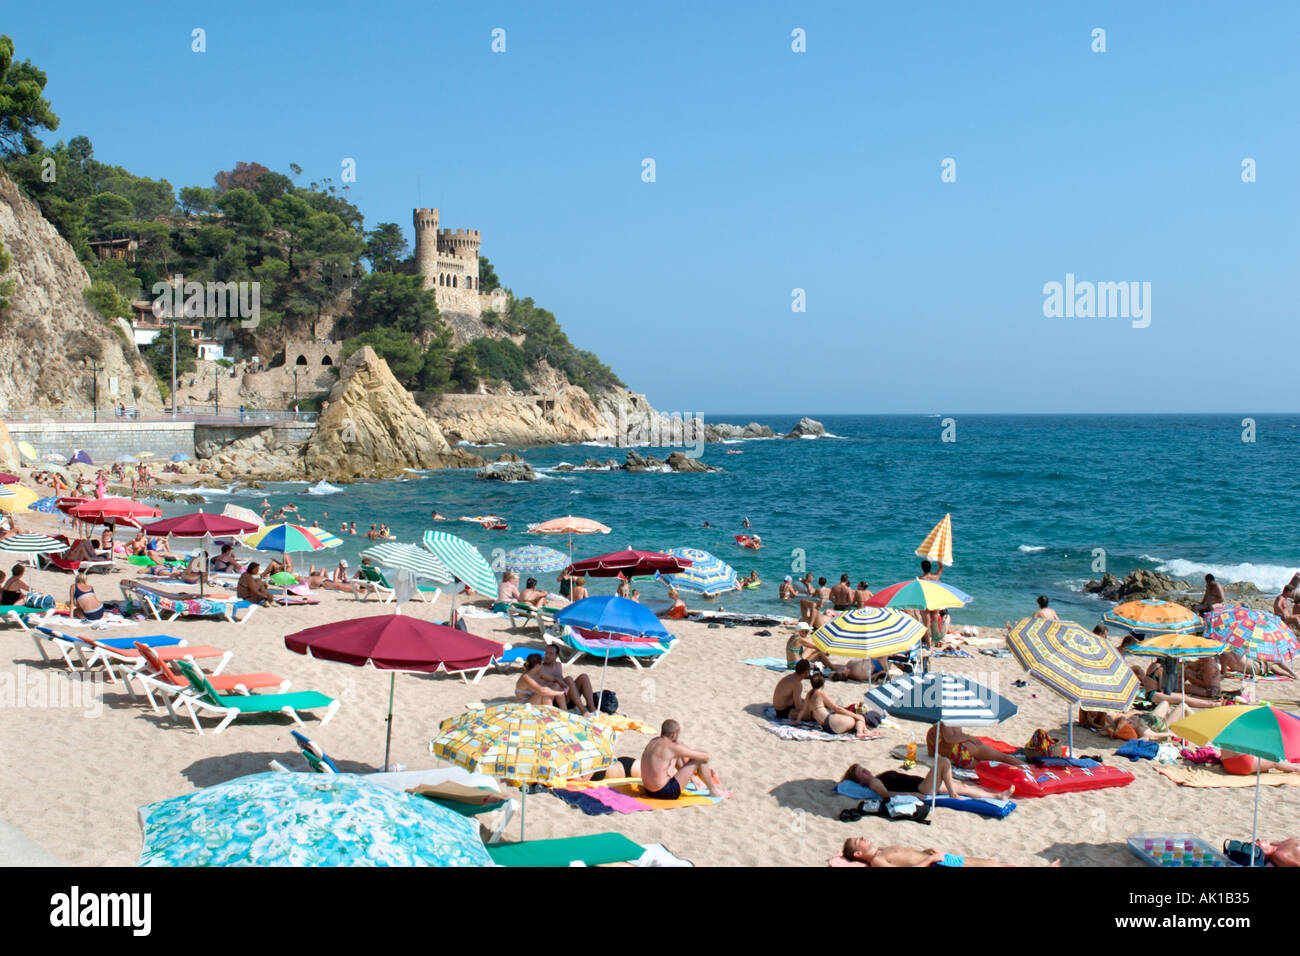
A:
[639,719,731,800]
[841,837,1053,867]
[842,760,1013,801]
[519,577,550,607]
[772,659,811,719]
[540,644,597,715]
[1192,573,1226,614]
[796,675,874,737]
[1032,595,1058,621]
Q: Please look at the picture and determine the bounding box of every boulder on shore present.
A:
[477,461,536,482]
[704,421,776,442]
[785,417,826,439]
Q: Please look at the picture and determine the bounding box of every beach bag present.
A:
[840,796,932,825]
[1025,728,1067,758]
[594,690,619,714]
[24,591,54,610]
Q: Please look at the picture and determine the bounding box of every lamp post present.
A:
[170,319,178,420]
[214,363,219,417]
[89,358,101,423]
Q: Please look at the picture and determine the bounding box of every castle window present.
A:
[321,355,333,366]
[296,355,308,366]
[452,276,458,288]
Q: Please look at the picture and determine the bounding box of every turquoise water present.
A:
[184,414,1300,627]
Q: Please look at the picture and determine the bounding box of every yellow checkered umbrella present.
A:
[431,703,615,839]
[916,513,953,566]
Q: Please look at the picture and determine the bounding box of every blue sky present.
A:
[10,2,1299,413]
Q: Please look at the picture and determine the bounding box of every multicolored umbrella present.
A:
[221,503,263,529]
[422,530,498,618]
[1103,599,1201,634]
[1127,632,1227,659]
[361,541,453,585]
[305,526,344,549]
[1203,605,1300,664]
[1171,705,1300,863]
[433,703,615,838]
[810,606,926,660]
[865,578,971,610]
[663,547,737,597]
[0,532,68,554]
[916,513,953,566]
[286,614,505,770]
[137,771,491,866]
[502,545,569,577]
[1007,617,1139,752]
[242,522,326,554]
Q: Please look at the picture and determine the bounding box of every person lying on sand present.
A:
[796,675,874,737]
[827,657,887,683]
[842,760,1013,800]
[1257,838,1300,867]
[639,719,731,799]
[1220,750,1300,776]
[1100,701,1179,741]
[772,659,811,719]
[841,837,1057,867]
[928,724,1026,767]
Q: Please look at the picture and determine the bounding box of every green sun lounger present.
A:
[172,660,340,735]
[486,832,644,867]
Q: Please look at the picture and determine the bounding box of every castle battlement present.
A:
[414,206,483,315]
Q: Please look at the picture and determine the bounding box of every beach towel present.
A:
[1179,746,1220,765]
[1153,764,1300,789]
[1116,740,1159,762]
[551,788,616,816]
[611,782,718,810]
[1225,670,1293,681]
[1031,756,1101,769]
[740,657,793,672]
[828,854,866,867]
[833,780,1015,817]
[886,746,979,780]
[761,706,883,742]
[934,648,973,658]
[592,713,657,736]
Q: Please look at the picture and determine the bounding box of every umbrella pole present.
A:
[930,720,941,809]
[383,671,396,772]
[520,786,527,841]
[1250,760,1262,865]
[598,644,610,705]
[1067,702,1073,756]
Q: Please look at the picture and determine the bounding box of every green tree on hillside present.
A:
[478,255,500,293]
[364,223,408,273]
[0,238,14,312]
[0,35,59,156]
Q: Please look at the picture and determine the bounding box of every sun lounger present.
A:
[486,832,646,867]
[507,602,564,634]
[43,627,231,685]
[119,641,290,715]
[0,605,51,632]
[357,565,395,603]
[42,537,114,574]
[121,579,257,624]
[543,625,675,670]
[171,659,339,735]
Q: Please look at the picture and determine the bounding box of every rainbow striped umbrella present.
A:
[916,513,953,566]
[1103,599,1201,634]
[242,523,326,554]
[305,526,344,549]
[1172,705,1300,863]
[1203,606,1300,664]
[664,547,737,597]
[810,606,926,660]
[865,578,971,611]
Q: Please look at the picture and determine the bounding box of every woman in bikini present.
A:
[1,564,31,607]
[928,723,1026,768]
[69,572,105,621]
[796,675,873,738]
[842,760,1013,800]
[514,656,569,707]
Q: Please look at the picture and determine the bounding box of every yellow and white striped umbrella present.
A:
[810,607,927,659]
[916,513,953,566]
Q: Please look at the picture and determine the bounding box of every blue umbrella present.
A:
[137,771,491,866]
[555,596,675,695]
[68,450,93,465]
[171,453,191,462]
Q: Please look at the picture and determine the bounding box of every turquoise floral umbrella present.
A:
[137,771,491,866]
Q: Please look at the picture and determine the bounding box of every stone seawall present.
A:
[4,421,196,462]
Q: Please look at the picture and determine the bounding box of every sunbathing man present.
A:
[308,565,356,594]
[125,530,147,556]
[1193,573,1226,614]
[842,760,1013,800]
[1257,838,1300,867]
[639,719,730,799]
[1183,654,1222,699]
[540,644,597,715]
[237,562,274,607]
[841,837,1056,867]
[797,675,874,737]
[1128,658,1220,709]
[772,659,811,718]
[514,654,569,707]
[520,577,551,607]
[928,723,1026,767]
[147,537,181,563]
[1032,595,1058,621]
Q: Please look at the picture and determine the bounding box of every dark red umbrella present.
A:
[565,549,692,579]
[0,473,18,484]
[144,512,259,537]
[285,614,508,770]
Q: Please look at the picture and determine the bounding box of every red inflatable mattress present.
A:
[976,760,1135,797]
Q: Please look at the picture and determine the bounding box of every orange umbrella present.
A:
[527,515,611,560]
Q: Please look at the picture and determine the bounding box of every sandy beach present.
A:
[4,504,1299,868]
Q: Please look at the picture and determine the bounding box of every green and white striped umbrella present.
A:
[422,530,498,598]
[0,532,69,554]
[362,541,453,584]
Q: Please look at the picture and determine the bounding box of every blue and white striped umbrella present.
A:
[865,672,1018,727]
[503,545,569,576]
[664,547,737,597]
[422,530,498,598]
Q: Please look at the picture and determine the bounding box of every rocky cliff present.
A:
[425,383,664,447]
[303,346,480,479]
[0,174,161,411]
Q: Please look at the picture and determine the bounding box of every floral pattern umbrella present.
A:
[137,771,491,866]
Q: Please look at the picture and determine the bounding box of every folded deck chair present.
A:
[486,832,645,867]
[120,641,290,715]
[290,730,340,773]
[59,630,231,686]
[544,626,675,670]
[171,659,339,735]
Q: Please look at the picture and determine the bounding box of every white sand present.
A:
[3,517,1298,866]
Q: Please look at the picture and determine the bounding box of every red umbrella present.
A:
[0,473,18,484]
[143,512,258,537]
[70,497,161,523]
[565,549,692,579]
[285,614,508,770]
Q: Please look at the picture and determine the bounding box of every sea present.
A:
[175,414,1300,628]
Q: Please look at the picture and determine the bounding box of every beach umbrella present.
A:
[1103,599,1201,635]
[221,502,263,529]
[70,496,161,524]
[137,771,491,866]
[286,614,506,771]
[664,547,738,597]
[361,541,454,587]
[115,454,137,464]
[171,453,191,462]
[527,514,611,560]
[1171,705,1300,864]
[421,530,498,622]
[866,671,1018,810]
[243,523,328,604]
[1128,633,1228,727]
[566,549,691,580]
[0,484,38,514]
[432,703,614,839]
[68,450,93,466]
[555,594,676,694]
[865,578,972,610]
[0,532,68,555]
[1006,617,1140,752]
[0,473,18,484]
[305,526,344,549]
[810,606,926,660]
[916,513,954,566]
[144,511,260,597]
[502,544,570,577]
[17,441,37,462]
[135,452,155,459]
[1203,606,1300,669]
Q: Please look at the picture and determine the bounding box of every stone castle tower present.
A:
[413,208,483,317]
